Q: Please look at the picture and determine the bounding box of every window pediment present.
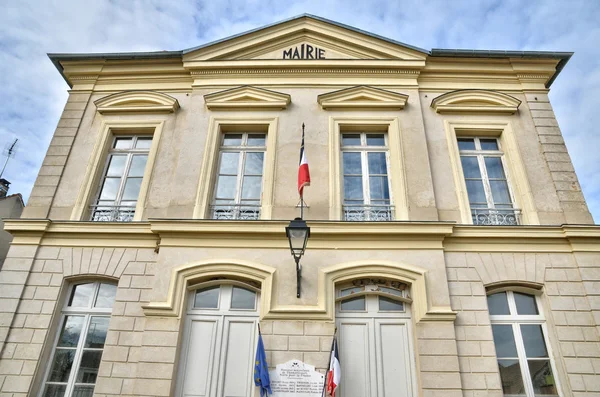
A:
[318,86,408,110]
[95,91,180,114]
[204,86,291,110]
[431,89,521,114]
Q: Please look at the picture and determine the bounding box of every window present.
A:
[176,283,259,397]
[41,281,117,397]
[341,132,392,221]
[90,135,152,222]
[487,291,559,397]
[211,132,266,220]
[458,137,520,225]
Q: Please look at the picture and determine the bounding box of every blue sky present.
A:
[0,0,598,222]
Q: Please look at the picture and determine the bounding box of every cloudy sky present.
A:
[0,0,598,221]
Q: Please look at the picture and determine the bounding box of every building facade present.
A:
[1,14,599,397]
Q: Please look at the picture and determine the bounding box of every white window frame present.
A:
[210,132,267,220]
[341,132,393,221]
[39,281,116,397]
[488,291,562,397]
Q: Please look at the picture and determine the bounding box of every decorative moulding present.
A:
[317,86,409,110]
[204,86,291,110]
[431,89,521,114]
[95,91,180,114]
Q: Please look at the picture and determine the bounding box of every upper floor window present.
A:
[458,137,520,225]
[211,132,266,220]
[341,133,392,221]
[90,135,152,222]
[41,281,117,397]
[487,291,559,397]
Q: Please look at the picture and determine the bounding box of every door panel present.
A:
[376,320,412,397]
[218,317,257,397]
[338,319,374,397]
[182,318,220,397]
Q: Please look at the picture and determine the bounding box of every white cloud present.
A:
[0,0,598,221]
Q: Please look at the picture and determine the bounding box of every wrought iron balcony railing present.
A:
[89,205,135,222]
[343,204,394,221]
[471,208,521,226]
[211,204,261,220]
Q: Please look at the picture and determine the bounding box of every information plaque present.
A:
[269,360,325,397]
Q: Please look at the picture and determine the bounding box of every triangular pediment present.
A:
[318,86,409,110]
[431,90,521,114]
[184,15,427,61]
[95,91,180,114]
[204,86,291,110]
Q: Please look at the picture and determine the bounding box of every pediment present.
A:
[431,90,521,114]
[204,86,291,110]
[318,86,408,110]
[184,15,427,61]
[95,91,179,114]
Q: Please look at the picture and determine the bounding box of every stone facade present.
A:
[1,14,599,397]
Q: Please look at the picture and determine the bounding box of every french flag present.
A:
[326,337,340,397]
[298,123,310,196]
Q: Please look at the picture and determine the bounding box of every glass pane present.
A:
[366,134,385,146]
[95,284,117,309]
[498,359,526,396]
[122,178,142,200]
[369,176,390,200]
[379,296,404,311]
[460,156,482,178]
[342,152,362,174]
[379,286,402,296]
[85,317,110,348]
[43,384,67,397]
[480,139,499,151]
[58,316,85,347]
[106,155,126,177]
[76,350,103,383]
[219,152,240,174]
[215,175,237,199]
[457,138,476,151]
[492,324,518,358]
[367,152,387,175]
[484,157,506,179]
[528,360,558,396]
[244,152,264,175]
[128,155,148,177]
[223,134,242,146]
[48,349,76,382]
[231,287,256,310]
[521,325,548,358]
[487,292,510,315]
[490,180,512,205]
[340,287,363,297]
[465,180,487,205]
[114,138,132,149]
[135,137,153,149]
[69,283,95,307]
[99,177,121,200]
[247,134,266,146]
[194,286,220,309]
[344,176,363,200]
[514,293,538,315]
[342,134,361,146]
[72,385,95,397]
[241,176,262,200]
[341,296,365,311]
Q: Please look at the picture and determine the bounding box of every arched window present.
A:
[487,291,559,397]
[176,280,260,397]
[335,279,416,397]
[40,281,117,397]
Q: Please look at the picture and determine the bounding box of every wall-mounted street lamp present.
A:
[286,217,310,298]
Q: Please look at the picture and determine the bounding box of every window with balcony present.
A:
[458,137,520,225]
[211,132,266,220]
[90,135,152,222]
[341,132,393,221]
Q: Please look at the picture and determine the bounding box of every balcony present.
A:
[471,208,521,226]
[343,204,394,221]
[89,205,135,222]
[211,204,261,220]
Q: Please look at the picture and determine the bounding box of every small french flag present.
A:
[326,336,340,397]
[298,123,311,196]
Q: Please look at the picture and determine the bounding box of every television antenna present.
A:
[0,139,18,179]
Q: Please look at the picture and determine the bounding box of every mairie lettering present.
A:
[282,44,325,59]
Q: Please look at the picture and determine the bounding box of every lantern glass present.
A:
[286,218,310,258]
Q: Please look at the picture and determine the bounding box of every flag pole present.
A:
[300,123,305,220]
[321,327,337,397]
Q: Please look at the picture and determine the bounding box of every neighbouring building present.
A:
[0,14,599,397]
[0,179,24,269]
